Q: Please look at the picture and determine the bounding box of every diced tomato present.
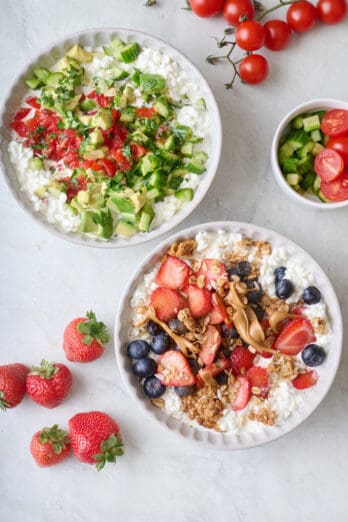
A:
[26,96,41,109]
[13,108,31,121]
[10,120,28,137]
[100,158,117,177]
[321,109,348,137]
[25,116,41,133]
[83,160,104,172]
[314,148,344,182]
[320,169,348,202]
[87,90,114,108]
[131,143,147,158]
[62,175,87,202]
[135,107,156,118]
[110,125,128,149]
[110,148,132,171]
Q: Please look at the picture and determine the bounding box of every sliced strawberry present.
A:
[231,376,251,411]
[230,345,255,376]
[292,370,319,390]
[155,255,191,290]
[184,284,213,318]
[150,288,188,322]
[292,306,305,316]
[246,367,269,397]
[274,318,315,356]
[199,325,222,365]
[210,293,233,327]
[196,357,230,388]
[197,258,228,287]
[157,350,196,386]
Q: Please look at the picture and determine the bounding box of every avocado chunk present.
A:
[66,44,93,64]
[115,219,137,238]
[94,108,113,130]
[79,210,99,235]
[82,146,108,160]
[89,128,104,147]
[138,205,154,232]
[80,208,113,239]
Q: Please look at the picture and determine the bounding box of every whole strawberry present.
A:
[30,424,71,467]
[69,411,124,470]
[0,363,29,410]
[63,311,110,363]
[26,360,72,408]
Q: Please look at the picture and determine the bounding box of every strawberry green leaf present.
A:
[29,359,59,379]
[77,310,111,347]
[39,424,70,454]
[0,391,10,411]
[94,433,124,471]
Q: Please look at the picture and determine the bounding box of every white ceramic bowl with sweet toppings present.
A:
[271,98,348,210]
[114,221,342,449]
[0,28,222,248]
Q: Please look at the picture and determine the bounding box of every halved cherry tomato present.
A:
[100,158,117,177]
[314,148,344,182]
[26,96,41,109]
[10,120,27,137]
[13,108,31,121]
[321,109,348,137]
[135,107,156,119]
[110,149,132,171]
[320,169,348,202]
[327,136,348,166]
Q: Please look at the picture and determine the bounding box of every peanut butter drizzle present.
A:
[269,311,299,333]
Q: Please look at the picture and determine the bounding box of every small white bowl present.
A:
[271,98,348,210]
[0,28,222,248]
[114,221,342,449]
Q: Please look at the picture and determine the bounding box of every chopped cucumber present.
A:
[287,130,310,150]
[301,172,316,191]
[291,116,304,129]
[119,43,141,64]
[80,98,96,112]
[286,173,302,186]
[303,115,320,133]
[283,157,299,173]
[25,76,41,89]
[175,188,194,202]
[312,143,324,156]
[311,129,322,142]
[313,175,321,193]
[181,142,194,157]
[196,98,207,111]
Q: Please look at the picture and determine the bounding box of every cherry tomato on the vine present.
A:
[264,19,292,50]
[239,54,269,84]
[189,0,224,17]
[235,20,266,50]
[316,0,347,24]
[222,0,255,26]
[286,1,317,32]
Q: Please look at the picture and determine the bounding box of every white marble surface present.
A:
[0,1,347,520]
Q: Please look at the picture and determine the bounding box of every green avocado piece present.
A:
[94,108,113,130]
[115,219,137,238]
[66,44,93,64]
[89,128,104,147]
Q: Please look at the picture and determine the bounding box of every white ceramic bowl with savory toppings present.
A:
[271,98,348,210]
[114,221,342,449]
[0,28,222,248]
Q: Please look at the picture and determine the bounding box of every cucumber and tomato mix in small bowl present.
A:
[272,100,348,208]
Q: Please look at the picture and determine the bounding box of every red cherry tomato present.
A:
[189,0,224,17]
[10,120,28,137]
[26,96,41,109]
[222,0,255,26]
[235,20,266,50]
[286,1,317,32]
[321,109,348,137]
[320,169,348,201]
[327,136,348,166]
[239,54,269,84]
[264,20,292,51]
[314,148,344,181]
[13,108,31,121]
[316,0,347,23]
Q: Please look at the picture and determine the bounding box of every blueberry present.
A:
[174,385,196,397]
[274,266,286,284]
[302,344,326,367]
[222,347,232,358]
[127,340,150,359]
[151,332,171,354]
[252,304,264,321]
[302,286,321,305]
[227,267,239,281]
[221,323,238,338]
[247,281,263,304]
[236,261,251,277]
[168,318,187,335]
[188,358,201,374]
[132,357,157,378]
[143,376,166,398]
[276,279,294,300]
[215,372,228,385]
[146,320,162,336]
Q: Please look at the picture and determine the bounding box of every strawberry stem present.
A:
[39,424,70,454]
[29,359,58,379]
[94,433,124,471]
[77,311,110,347]
[0,391,10,411]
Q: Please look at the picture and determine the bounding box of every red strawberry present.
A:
[210,293,233,327]
[63,310,110,362]
[30,424,71,467]
[26,360,72,409]
[197,258,228,286]
[150,287,188,322]
[0,363,29,410]
[69,411,124,470]
[292,306,305,315]
[184,284,213,318]
[246,366,269,397]
[155,255,191,290]
[199,325,222,365]
[157,350,196,386]
[196,357,230,387]
[292,370,319,390]
[274,318,315,356]
[230,346,255,376]
[231,376,251,411]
